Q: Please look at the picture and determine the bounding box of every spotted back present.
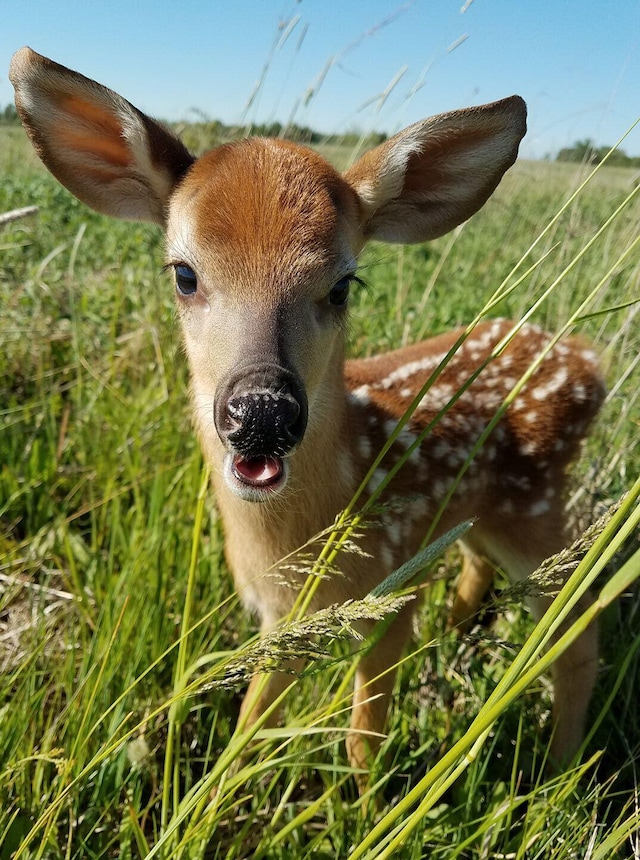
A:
[346,319,605,527]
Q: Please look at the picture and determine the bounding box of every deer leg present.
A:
[528,594,599,765]
[466,515,599,765]
[347,609,413,787]
[238,659,305,733]
[449,548,495,632]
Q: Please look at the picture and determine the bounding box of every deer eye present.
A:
[328,276,352,307]
[175,264,198,296]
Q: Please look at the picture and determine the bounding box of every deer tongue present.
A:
[232,454,284,487]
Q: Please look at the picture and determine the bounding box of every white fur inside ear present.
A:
[355,127,425,212]
[118,111,176,218]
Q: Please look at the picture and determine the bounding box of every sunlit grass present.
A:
[1,103,639,859]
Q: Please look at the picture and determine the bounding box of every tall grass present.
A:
[1,45,639,860]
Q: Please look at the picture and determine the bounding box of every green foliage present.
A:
[169,116,386,156]
[0,103,19,124]
[1,124,639,858]
[557,137,640,168]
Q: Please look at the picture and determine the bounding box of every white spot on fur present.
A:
[521,322,543,338]
[500,353,514,369]
[425,384,455,410]
[484,376,504,389]
[410,497,428,520]
[358,435,373,460]
[454,413,472,434]
[380,543,394,571]
[384,419,419,456]
[527,499,551,517]
[567,420,587,436]
[469,328,494,351]
[492,425,507,443]
[446,447,469,468]
[376,353,445,390]
[368,468,387,493]
[531,366,569,401]
[350,384,370,405]
[455,475,469,493]
[393,427,421,464]
[490,320,504,340]
[572,382,587,403]
[430,439,451,460]
[431,476,452,501]
[505,474,532,491]
[388,521,403,546]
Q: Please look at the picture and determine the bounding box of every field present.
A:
[1,117,639,859]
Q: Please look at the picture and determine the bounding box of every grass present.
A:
[1,112,639,860]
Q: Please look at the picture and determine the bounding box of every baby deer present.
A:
[11,48,604,781]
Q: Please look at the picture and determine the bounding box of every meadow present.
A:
[1,114,639,859]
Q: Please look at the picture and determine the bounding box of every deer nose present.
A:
[214,365,308,458]
[226,389,304,457]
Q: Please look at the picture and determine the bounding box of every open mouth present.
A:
[226,453,288,499]
[232,454,284,487]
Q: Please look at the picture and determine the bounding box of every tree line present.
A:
[1,102,637,166]
[556,138,640,168]
[1,103,19,123]
[0,101,386,149]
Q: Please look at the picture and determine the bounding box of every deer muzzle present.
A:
[214,363,308,500]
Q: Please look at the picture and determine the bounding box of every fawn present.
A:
[10,47,604,782]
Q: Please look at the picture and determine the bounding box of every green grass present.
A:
[1,121,639,859]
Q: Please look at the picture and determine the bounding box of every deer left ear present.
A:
[9,47,194,224]
[344,95,527,244]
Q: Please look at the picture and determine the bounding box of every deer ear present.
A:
[9,47,194,224]
[344,96,527,244]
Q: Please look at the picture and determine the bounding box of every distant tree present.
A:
[556,138,598,164]
[557,138,640,168]
[0,103,19,124]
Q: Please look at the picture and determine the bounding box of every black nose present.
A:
[226,389,304,457]
[214,364,308,458]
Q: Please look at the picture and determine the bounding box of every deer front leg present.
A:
[238,659,305,734]
[449,549,495,632]
[346,611,413,789]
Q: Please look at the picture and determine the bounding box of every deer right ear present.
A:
[344,96,527,244]
[9,47,194,224]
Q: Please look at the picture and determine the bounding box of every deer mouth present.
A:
[232,453,284,487]
[225,452,288,500]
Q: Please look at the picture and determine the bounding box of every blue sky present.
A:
[1,0,639,159]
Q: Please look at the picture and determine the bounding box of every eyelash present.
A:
[329,274,365,307]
